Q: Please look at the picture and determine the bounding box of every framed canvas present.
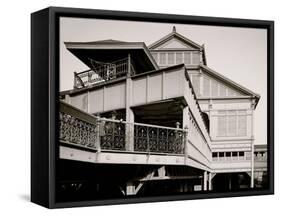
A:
[31,7,274,208]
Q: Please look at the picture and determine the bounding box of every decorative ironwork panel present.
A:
[159,129,168,152]
[134,125,184,154]
[59,111,98,148]
[100,121,126,150]
[134,125,148,152]
[59,102,185,154]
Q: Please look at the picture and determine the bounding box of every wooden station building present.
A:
[58,26,266,201]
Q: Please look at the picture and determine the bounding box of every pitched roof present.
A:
[199,64,260,105]
[148,26,203,50]
[148,26,207,65]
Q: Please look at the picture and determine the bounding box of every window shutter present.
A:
[192,51,200,64]
[203,76,210,97]
[228,115,236,136]
[184,52,191,64]
[238,115,247,136]
[211,80,219,97]
[168,52,174,65]
[218,115,227,136]
[159,53,166,65]
[192,74,200,95]
[176,52,183,64]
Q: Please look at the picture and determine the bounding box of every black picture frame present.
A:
[31,6,274,208]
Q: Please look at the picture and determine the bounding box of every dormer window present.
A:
[159,53,166,65]
[184,52,191,64]
[168,52,174,65]
[176,52,183,64]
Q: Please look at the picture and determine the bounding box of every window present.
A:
[217,110,247,137]
[218,115,227,136]
[184,52,191,64]
[238,115,247,136]
[212,152,218,157]
[219,84,227,96]
[159,53,166,65]
[239,152,244,157]
[226,152,231,157]
[203,76,210,97]
[232,152,238,157]
[192,74,200,95]
[227,112,236,136]
[167,52,174,65]
[175,52,183,64]
[219,152,224,157]
[192,51,200,64]
[211,80,219,97]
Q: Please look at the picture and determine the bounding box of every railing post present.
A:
[175,122,181,153]
[73,71,77,88]
[95,119,101,152]
[184,126,188,158]
[182,105,189,159]
[125,53,134,152]
[88,71,91,85]
[128,54,131,77]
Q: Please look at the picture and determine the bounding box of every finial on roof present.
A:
[172,26,176,33]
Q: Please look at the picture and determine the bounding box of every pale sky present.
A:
[59,17,267,145]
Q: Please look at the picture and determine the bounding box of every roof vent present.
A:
[172,26,176,33]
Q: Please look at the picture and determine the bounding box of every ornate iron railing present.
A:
[134,124,184,154]
[74,58,136,88]
[59,102,99,148]
[59,101,186,154]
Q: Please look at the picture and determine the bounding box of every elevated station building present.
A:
[58,27,266,201]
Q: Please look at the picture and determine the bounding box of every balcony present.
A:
[59,101,185,155]
[74,57,136,88]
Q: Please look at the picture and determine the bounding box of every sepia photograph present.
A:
[57,16,268,202]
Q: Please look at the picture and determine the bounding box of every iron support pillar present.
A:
[203,171,208,191]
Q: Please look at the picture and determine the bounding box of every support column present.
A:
[125,54,134,151]
[228,174,232,191]
[182,106,189,159]
[126,181,135,195]
[208,172,212,191]
[250,100,255,188]
[203,171,208,191]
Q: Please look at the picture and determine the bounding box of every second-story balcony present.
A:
[74,57,136,88]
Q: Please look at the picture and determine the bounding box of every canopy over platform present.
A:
[64,40,159,74]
